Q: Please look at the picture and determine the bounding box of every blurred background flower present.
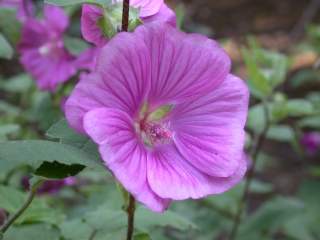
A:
[301,132,320,155]
[21,176,77,194]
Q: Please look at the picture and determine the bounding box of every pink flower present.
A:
[301,132,320,155]
[18,5,94,91]
[21,176,77,194]
[0,0,33,21]
[65,23,249,212]
[81,0,176,47]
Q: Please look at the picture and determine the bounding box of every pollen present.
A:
[141,121,172,146]
[136,104,174,147]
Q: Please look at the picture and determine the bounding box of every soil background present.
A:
[171,0,315,38]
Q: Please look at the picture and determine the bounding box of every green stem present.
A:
[198,200,235,220]
[126,194,136,240]
[228,102,270,240]
[120,1,134,239]
[0,180,43,238]
[88,229,97,240]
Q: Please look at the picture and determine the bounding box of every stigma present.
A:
[135,104,174,147]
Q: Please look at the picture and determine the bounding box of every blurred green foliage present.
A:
[0,0,320,240]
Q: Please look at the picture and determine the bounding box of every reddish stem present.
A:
[121,0,130,31]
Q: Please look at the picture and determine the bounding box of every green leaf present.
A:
[284,216,314,240]
[242,48,272,99]
[46,119,102,164]
[267,51,289,87]
[0,74,33,93]
[135,208,196,232]
[60,206,126,240]
[286,99,314,117]
[3,224,61,240]
[134,232,152,240]
[247,104,271,133]
[45,0,107,7]
[0,8,21,44]
[0,140,103,179]
[203,185,241,217]
[0,124,20,139]
[0,33,13,59]
[271,93,288,121]
[298,180,320,213]
[298,115,320,129]
[266,125,295,142]
[238,197,304,237]
[46,119,88,147]
[60,218,93,240]
[294,180,320,238]
[0,100,20,116]
[290,69,320,88]
[46,119,101,164]
[248,99,314,134]
[242,38,289,99]
[307,91,320,110]
[250,180,273,194]
[60,205,196,240]
[0,186,65,225]
[35,161,85,179]
[63,36,90,55]
[203,180,272,220]
[28,92,61,130]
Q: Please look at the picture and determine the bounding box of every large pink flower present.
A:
[18,5,94,91]
[81,0,176,47]
[65,23,249,212]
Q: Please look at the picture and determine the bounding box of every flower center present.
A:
[38,40,64,57]
[139,120,172,146]
[136,104,173,147]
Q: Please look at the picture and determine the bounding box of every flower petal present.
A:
[95,32,151,111]
[142,3,176,27]
[113,0,163,17]
[171,74,249,177]
[19,49,76,91]
[132,0,164,17]
[81,4,107,47]
[134,23,231,106]
[65,73,121,133]
[18,18,48,50]
[66,31,150,133]
[83,107,170,212]
[43,4,69,34]
[74,47,98,71]
[147,144,247,200]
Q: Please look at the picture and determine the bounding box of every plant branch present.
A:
[121,0,130,32]
[120,2,134,239]
[228,102,270,240]
[88,229,97,240]
[291,0,320,40]
[126,194,136,240]
[0,180,43,238]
